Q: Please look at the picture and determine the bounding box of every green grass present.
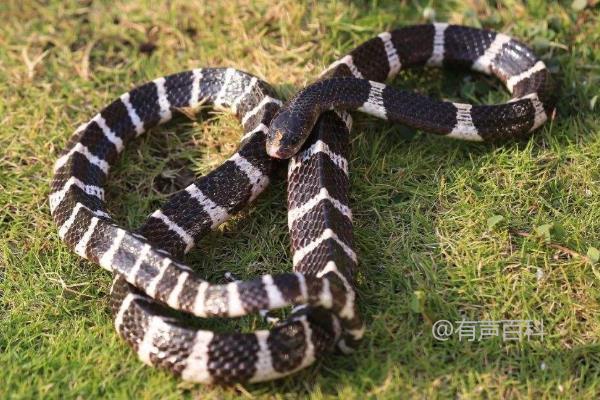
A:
[1,0,599,398]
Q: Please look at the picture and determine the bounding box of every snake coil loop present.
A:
[50,24,554,384]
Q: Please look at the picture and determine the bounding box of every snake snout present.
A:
[266,128,289,159]
[266,128,304,159]
[266,111,312,159]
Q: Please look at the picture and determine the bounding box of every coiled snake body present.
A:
[49,24,554,384]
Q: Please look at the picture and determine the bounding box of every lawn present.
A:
[1,0,599,398]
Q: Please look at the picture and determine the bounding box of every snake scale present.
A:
[49,24,554,384]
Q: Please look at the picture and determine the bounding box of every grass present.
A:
[1,0,599,398]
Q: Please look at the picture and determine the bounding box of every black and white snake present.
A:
[49,24,554,384]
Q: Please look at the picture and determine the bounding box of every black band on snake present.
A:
[49,24,554,384]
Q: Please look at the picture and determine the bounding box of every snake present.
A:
[49,24,554,384]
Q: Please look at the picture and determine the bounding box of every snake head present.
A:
[266,110,313,159]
